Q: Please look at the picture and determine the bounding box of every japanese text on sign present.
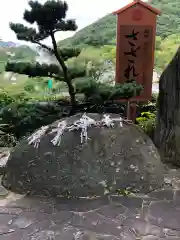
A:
[117,25,154,99]
[123,29,140,82]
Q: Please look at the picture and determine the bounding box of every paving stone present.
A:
[0,214,17,225]
[96,234,120,240]
[49,226,82,240]
[55,196,110,212]
[21,219,56,239]
[49,227,97,240]
[142,236,159,240]
[141,196,157,203]
[149,189,174,201]
[7,196,57,213]
[173,190,180,200]
[48,211,73,225]
[28,230,56,240]
[0,231,24,240]
[0,207,22,215]
[140,203,150,220]
[96,205,127,219]
[119,229,136,240]
[9,211,51,229]
[0,225,14,235]
[1,190,180,239]
[165,238,180,240]
[109,196,143,210]
[165,229,180,237]
[70,212,123,237]
[121,218,164,237]
[148,201,180,230]
[164,238,180,240]
[110,195,143,218]
[10,216,36,229]
[29,226,119,240]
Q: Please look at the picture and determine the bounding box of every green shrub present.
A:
[0,122,17,147]
[0,90,32,110]
[0,91,16,107]
[75,79,143,103]
[136,112,156,139]
[151,92,158,102]
[0,133,18,147]
[137,93,158,115]
[0,79,157,146]
[0,102,70,139]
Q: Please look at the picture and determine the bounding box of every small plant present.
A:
[136,111,156,139]
[0,122,17,147]
[0,90,16,107]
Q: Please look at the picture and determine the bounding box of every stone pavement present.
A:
[0,187,180,240]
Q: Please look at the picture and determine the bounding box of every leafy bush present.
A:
[0,102,70,139]
[0,75,156,147]
[136,112,156,139]
[137,92,158,114]
[151,92,158,102]
[0,133,18,147]
[0,122,17,147]
[0,89,32,109]
[75,79,143,103]
[0,91,16,107]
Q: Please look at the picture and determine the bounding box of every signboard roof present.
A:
[113,0,161,16]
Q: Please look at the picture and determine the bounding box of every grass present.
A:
[0,73,29,95]
[0,72,70,102]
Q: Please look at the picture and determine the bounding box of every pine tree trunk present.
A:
[50,32,76,113]
[155,47,180,166]
[66,80,76,115]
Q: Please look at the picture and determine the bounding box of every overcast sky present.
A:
[0,0,133,44]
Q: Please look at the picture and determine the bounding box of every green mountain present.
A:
[59,0,180,47]
[0,45,37,72]
[60,14,116,47]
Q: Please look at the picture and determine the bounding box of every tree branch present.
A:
[47,74,64,81]
[50,31,76,108]
[50,31,68,80]
[32,40,54,53]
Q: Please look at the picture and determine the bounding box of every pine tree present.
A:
[5,0,86,111]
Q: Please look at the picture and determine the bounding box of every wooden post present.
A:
[126,101,137,122]
[127,101,131,120]
[130,103,137,122]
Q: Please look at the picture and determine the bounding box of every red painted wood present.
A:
[113,0,161,16]
[113,0,160,104]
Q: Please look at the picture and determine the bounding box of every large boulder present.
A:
[155,47,180,166]
[2,113,166,197]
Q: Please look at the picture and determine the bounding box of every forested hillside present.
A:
[152,0,180,38]
[59,0,180,47]
[0,45,37,72]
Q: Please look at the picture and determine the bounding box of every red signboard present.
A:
[113,0,161,102]
[118,25,153,100]
[132,9,143,21]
